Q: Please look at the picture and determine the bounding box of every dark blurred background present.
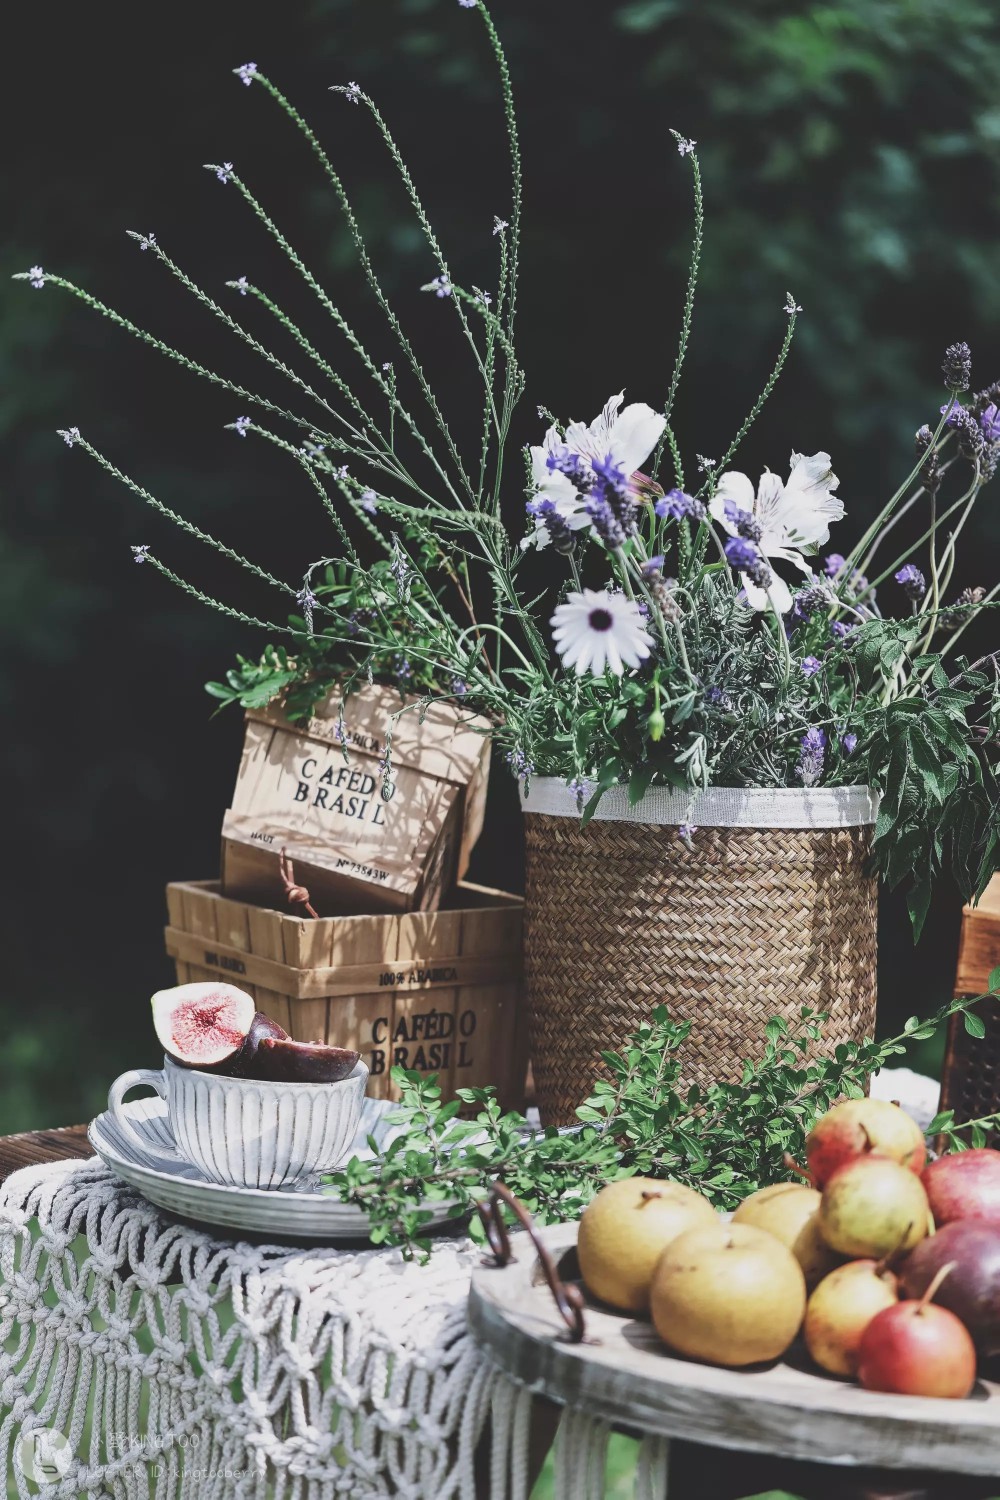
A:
[3,0,999,1131]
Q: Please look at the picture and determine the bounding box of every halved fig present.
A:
[253,1037,361,1083]
[229,1011,289,1077]
[151,982,255,1069]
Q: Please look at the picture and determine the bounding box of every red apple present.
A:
[922,1149,1000,1228]
[805,1099,926,1189]
[900,1220,1000,1357]
[857,1265,977,1399]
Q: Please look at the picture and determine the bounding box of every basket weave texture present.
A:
[523,812,878,1125]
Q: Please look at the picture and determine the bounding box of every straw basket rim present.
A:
[520,779,879,829]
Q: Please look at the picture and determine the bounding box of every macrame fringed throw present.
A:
[0,1160,670,1499]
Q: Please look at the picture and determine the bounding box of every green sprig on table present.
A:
[325,975,1000,1260]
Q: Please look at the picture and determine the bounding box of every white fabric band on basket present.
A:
[520,778,880,829]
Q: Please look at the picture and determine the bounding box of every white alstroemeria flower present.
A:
[524,391,666,549]
[550,588,653,677]
[709,451,844,613]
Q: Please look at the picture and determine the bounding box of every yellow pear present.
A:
[804,1259,899,1377]
[733,1183,842,1290]
[576,1177,718,1314]
[650,1221,806,1367]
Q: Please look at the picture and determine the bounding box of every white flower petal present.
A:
[710,471,755,533]
[741,571,794,614]
[610,402,667,476]
[775,451,844,547]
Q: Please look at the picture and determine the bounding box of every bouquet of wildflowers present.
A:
[16,3,999,933]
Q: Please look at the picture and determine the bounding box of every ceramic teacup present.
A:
[107,1055,369,1189]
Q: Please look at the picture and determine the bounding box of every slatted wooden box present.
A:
[165,879,527,1109]
[941,875,1000,1139]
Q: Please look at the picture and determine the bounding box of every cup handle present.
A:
[107,1068,180,1168]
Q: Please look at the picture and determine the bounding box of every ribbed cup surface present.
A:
[165,1060,367,1187]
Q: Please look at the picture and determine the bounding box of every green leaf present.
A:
[963,1011,986,1039]
[990,966,1000,994]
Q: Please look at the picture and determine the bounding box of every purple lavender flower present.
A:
[526,497,577,554]
[506,748,534,780]
[585,491,627,550]
[214,162,234,184]
[345,81,362,104]
[723,500,763,543]
[567,776,591,812]
[359,488,379,515]
[791,584,831,623]
[233,415,251,437]
[450,677,469,697]
[724,536,771,589]
[940,402,965,430]
[641,556,665,578]
[236,62,258,86]
[675,138,697,157]
[942,341,972,391]
[895,563,926,603]
[545,445,590,488]
[131,544,150,564]
[842,733,858,755]
[823,554,846,579]
[296,586,318,632]
[655,487,706,523]
[426,275,452,298]
[59,426,81,447]
[830,620,854,641]
[677,823,698,842]
[797,728,827,788]
[981,403,1000,442]
[800,656,822,678]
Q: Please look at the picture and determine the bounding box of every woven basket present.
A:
[521,781,879,1125]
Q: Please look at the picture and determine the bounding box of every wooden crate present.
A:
[165,879,527,1109]
[941,875,1000,1140]
[221,686,492,915]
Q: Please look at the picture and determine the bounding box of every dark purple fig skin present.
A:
[900,1219,1000,1356]
[227,1011,289,1077]
[253,1036,361,1083]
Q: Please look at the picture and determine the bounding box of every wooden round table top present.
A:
[467,1222,1000,1478]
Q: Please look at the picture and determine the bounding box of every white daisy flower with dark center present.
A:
[551,588,653,677]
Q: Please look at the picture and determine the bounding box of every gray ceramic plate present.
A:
[88,1095,461,1242]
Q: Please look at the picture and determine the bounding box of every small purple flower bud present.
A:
[797,727,827,787]
[492,216,508,235]
[359,488,379,515]
[424,275,452,298]
[981,403,1000,442]
[28,266,45,288]
[132,544,151,564]
[236,62,258,86]
[233,276,249,295]
[823,554,846,579]
[345,81,362,104]
[830,620,854,640]
[58,426,81,447]
[800,656,822,678]
[233,415,251,437]
[895,563,926,603]
[842,733,858,755]
[940,402,965,429]
[942,341,972,391]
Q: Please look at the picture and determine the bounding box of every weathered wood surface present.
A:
[954,874,1000,995]
[0,1124,93,1182]
[468,1222,1000,1478]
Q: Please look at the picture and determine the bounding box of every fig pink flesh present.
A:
[170,997,246,1059]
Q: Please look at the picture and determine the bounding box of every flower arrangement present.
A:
[16,2,999,933]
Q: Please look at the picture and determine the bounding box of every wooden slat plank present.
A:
[0,1125,93,1182]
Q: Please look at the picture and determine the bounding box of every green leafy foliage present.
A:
[325,991,999,1261]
